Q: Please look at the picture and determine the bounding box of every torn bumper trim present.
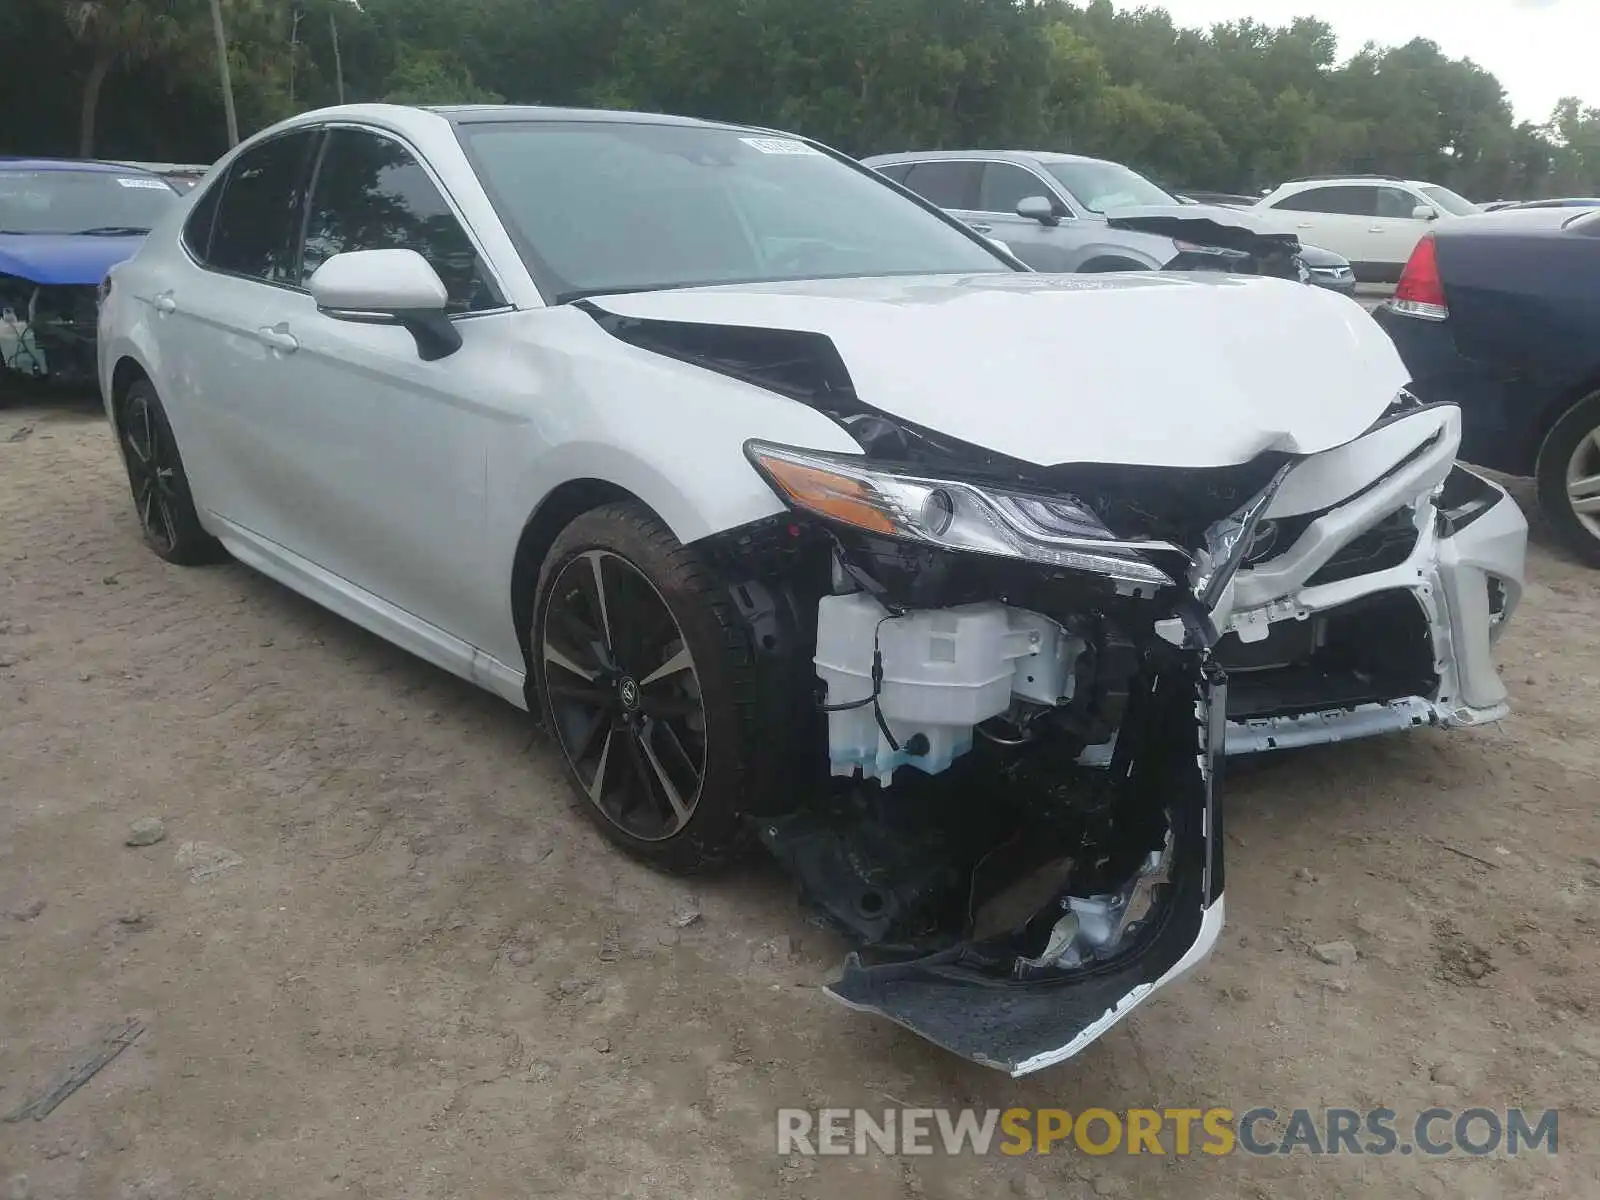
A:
[822,667,1225,1076]
[825,889,1224,1077]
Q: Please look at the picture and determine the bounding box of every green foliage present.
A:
[2,0,1596,200]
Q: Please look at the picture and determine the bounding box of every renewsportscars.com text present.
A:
[776,1106,1559,1158]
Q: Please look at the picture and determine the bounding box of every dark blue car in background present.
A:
[1375,207,1600,566]
[1,158,180,391]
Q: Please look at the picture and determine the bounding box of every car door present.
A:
[970,161,1093,271]
[247,124,513,653]
[1263,185,1377,266]
[156,128,322,540]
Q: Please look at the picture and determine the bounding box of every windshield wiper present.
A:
[73,226,151,237]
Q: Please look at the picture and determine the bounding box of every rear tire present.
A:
[116,380,224,565]
[532,502,759,873]
[1536,389,1600,569]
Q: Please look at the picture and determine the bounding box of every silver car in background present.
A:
[864,148,1352,289]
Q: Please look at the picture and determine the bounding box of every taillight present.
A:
[1390,234,1448,321]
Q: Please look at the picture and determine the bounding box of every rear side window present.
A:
[300,128,501,313]
[979,163,1051,214]
[873,162,913,184]
[208,131,319,282]
[901,161,981,210]
[1269,186,1376,216]
[180,177,223,260]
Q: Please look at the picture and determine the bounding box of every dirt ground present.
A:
[1,397,1597,1200]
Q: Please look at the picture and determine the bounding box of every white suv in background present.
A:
[1253,175,1481,281]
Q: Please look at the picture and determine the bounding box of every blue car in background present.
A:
[1,158,181,391]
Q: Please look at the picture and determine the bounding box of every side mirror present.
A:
[1016,195,1060,226]
[1412,205,1439,221]
[308,248,462,361]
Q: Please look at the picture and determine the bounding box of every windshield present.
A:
[1044,161,1177,213]
[1421,186,1480,217]
[458,122,1010,300]
[0,169,177,235]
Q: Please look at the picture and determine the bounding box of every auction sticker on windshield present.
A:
[739,136,820,155]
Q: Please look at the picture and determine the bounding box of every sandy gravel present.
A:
[1,397,1597,1199]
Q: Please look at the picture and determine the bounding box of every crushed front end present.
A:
[0,274,101,389]
[1207,397,1526,753]
[704,434,1269,1075]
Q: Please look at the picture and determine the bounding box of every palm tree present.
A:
[62,0,191,156]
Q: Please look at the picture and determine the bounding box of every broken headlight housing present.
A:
[745,440,1180,589]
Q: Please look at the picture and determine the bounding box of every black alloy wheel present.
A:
[117,380,221,565]
[541,547,708,843]
[122,386,179,554]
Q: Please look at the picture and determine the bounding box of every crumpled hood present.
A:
[1104,202,1300,257]
[588,272,1408,469]
[0,233,144,286]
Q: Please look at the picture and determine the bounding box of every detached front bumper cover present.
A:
[823,662,1227,1076]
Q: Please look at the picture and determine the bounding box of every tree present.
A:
[1,0,1592,199]
[61,0,196,155]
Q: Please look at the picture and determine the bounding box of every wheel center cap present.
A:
[618,677,641,711]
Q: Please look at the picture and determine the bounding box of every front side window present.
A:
[1043,161,1174,213]
[300,128,501,313]
[979,163,1055,214]
[459,123,1007,301]
[1376,186,1424,219]
[1268,186,1375,216]
[0,168,177,236]
[208,131,319,282]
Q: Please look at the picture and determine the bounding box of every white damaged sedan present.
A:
[98,104,1526,1075]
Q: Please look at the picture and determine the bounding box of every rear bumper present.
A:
[1373,305,1535,475]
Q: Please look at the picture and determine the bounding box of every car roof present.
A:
[862,149,1111,169]
[0,156,163,176]
[1276,176,1434,190]
[426,104,762,133]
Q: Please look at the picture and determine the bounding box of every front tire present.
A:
[1536,389,1600,568]
[532,503,758,872]
[116,380,223,565]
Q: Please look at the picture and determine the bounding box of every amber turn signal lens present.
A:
[751,455,900,535]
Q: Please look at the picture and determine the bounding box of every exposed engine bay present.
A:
[580,295,1521,1074]
[0,275,99,388]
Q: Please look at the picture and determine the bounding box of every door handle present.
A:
[256,324,299,354]
[968,223,994,234]
[153,292,176,315]
[1295,222,1313,229]
[1368,226,1384,233]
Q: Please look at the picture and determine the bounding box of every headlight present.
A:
[744,440,1178,589]
[1171,240,1250,260]
[1190,463,1292,609]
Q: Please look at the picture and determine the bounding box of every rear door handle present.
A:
[1368,226,1385,233]
[968,223,994,234]
[256,324,299,354]
[153,292,176,315]
[1295,222,1314,229]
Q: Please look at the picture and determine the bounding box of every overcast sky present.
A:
[1121,0,1594,123]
